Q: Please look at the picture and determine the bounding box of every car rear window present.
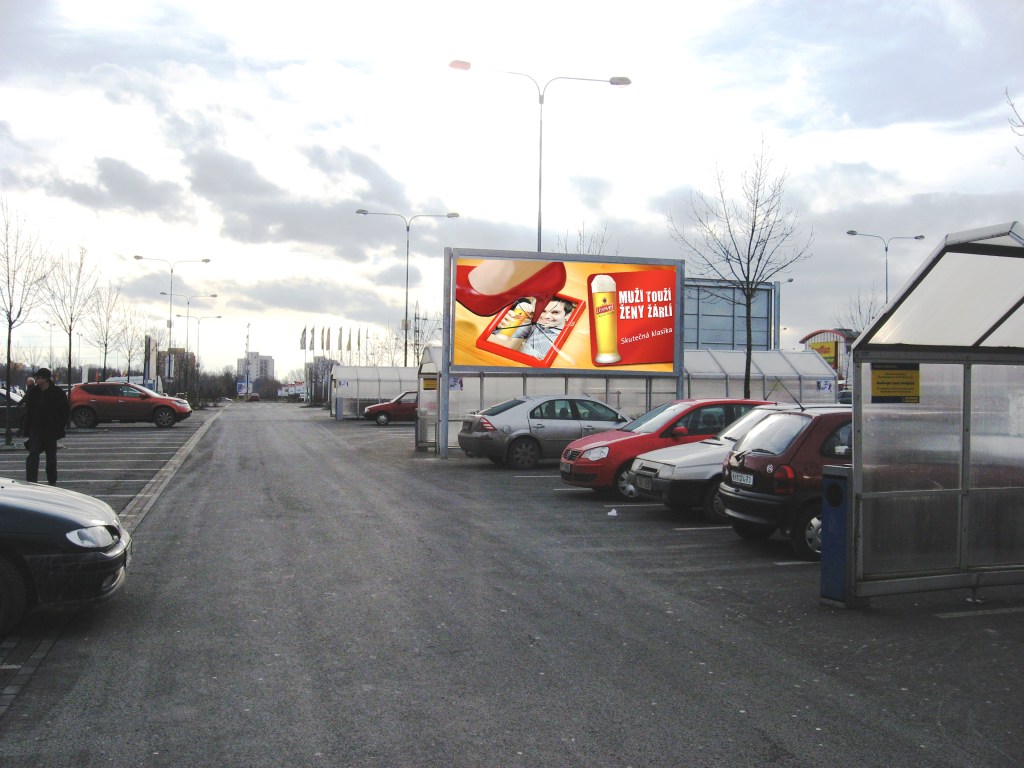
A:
[480,398,526,416]
[733,412,810,456]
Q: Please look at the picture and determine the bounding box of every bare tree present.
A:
[1008,88,1024,160]
[833,286,885,335]
[0,199,51,444]
[668,141,813,397]
[117,301,149,380]
[86,280,123,380]
[556,221,618,256]
[44,247,99,388]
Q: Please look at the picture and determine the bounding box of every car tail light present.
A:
[772,465,797,494]
[478,418,496,432]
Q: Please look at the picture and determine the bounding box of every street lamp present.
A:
[355,209,460,366]
[845,231,925,303]
[134,255,211,388]
[450,59,631,251]
[177,314,220,398]
[165,292,217,394]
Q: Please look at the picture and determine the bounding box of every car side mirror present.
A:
[673,425,690,436]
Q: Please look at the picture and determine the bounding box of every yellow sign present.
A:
[871,363,920,403]
[809,340,838,368]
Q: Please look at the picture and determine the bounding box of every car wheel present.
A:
[790,503,823,561]
[701,480,729,524]
[0,556,29,636]
[375,412,391,426]
[72,407,97,429]
[153,407,176,428]
[730,518,775,541]
[506,438,540,470]
[612,463,638,500]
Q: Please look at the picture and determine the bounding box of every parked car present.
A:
[560,398,771,500]
[363,391,418,426]
[69,382,192,428]
[0,388,27,431]
[720,405,852,560]
[0,479,131,635]
[629,403,842,521]
[247,393,261,402]
[458,395,629,470]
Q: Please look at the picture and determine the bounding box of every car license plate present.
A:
[560,461,571,474]
[636,475,652,491]
[731,471,754,486]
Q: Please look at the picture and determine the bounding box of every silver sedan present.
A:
[458,395,629,470]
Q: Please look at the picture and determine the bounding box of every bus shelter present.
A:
[331,365,418,419]
[830,222,1024,606]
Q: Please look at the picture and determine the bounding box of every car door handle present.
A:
[532,423,545,429]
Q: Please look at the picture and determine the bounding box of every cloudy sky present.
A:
[1,0,1022,379]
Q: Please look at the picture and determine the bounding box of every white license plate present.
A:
[636,475,652,491]
[731,471,754,486]
[560,461,571,474]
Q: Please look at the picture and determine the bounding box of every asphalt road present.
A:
[0,403,1022,767]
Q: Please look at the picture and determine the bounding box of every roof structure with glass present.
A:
[854,221,1024,357]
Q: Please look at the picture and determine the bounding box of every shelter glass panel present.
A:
[861,363,963,493]
[861,494,960,575]
[967,488,1024,566]
[970,365,1024,489]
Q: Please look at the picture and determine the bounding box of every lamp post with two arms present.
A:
[449,60,631,252]
[355,209,459,367]
[134,255,211,390]
[845,231,925,303]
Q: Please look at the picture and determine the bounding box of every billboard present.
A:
[449,250,681,373]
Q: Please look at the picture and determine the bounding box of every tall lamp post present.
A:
[165,292,217,395]
[134,255,211,390]
[178,314,221,398]
[450,60,630,252]
[355,209,460,366]
[845,231,925,303]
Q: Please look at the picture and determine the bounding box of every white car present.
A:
[629,403,836,522]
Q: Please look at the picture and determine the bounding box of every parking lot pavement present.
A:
[2,407,1023,765]
[0,406,221,520]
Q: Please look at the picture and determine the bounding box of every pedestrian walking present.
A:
[21,367,70,485]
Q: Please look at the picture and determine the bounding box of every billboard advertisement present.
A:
[450,251,680,373]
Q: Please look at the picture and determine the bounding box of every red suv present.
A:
[720,405,852,560]
[70,382,193,428]
[560,398,771,499]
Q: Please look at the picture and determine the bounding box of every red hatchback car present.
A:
[720,405,852,560]
[362,391,418,426]
[560,398,771,499]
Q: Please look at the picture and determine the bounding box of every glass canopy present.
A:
[855,222,1024,351]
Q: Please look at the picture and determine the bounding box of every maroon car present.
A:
[363,391,417,426]
[720,405,852,560]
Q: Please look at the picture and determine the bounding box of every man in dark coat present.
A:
[21,367,70,485]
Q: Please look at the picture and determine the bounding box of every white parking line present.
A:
[935,606,1024,619]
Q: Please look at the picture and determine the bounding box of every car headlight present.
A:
[581,446,610,461]
[66,526,116,549]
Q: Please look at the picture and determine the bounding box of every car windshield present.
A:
[732,412,810,456]
[619,402,689,434]
[480,398,526,417]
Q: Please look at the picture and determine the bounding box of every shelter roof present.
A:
[854,222,1024,355]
